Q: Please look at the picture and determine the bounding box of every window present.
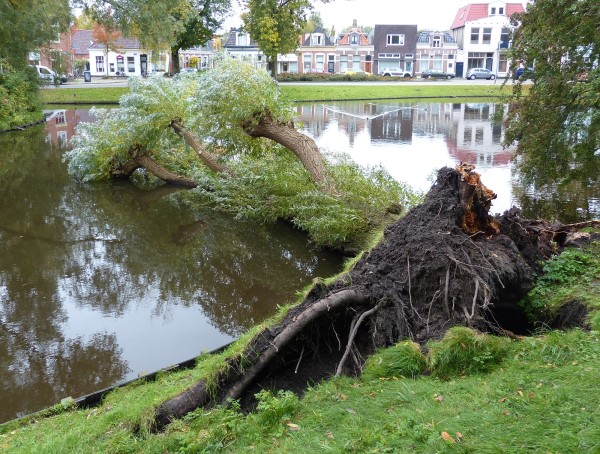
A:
[353,55,361,69]
[432,35,441,48]
[237,33,248,46]
[316,54,324,70]
[387,34,404,46]
[482,28,492,45]
[499,7,504,14]
[470,28,480,44]
[303,54,312,70]
[500,28,510,48]
[312,34,323,46]
[491,7,496,14]
[350,34,358,45]
[340,55,348,72]
[117,56,124,73]
[95,55,104,72]
[127,56,135,73]
[109,63,115,73]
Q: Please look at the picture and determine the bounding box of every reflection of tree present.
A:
[0,332,128,423]
[512,178,600,223]
[0,117,342,421]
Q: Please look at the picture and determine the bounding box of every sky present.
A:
[222,1,528,34]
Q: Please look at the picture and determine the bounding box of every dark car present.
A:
[514,67,534,80]
[421,69,455,79]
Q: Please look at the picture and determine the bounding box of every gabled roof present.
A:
[224,28,258,48]
[338,28,370,46]
[451,3,525,29]
[301,27,334,46]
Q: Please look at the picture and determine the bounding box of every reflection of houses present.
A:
[370,107,414,143]
[415,31,459,75]
[335,20,374,74]
[446,103,513,166]
[373,25,418,76]
[44,109,98,149]
[450,2,525,77]
[299,27,336,73]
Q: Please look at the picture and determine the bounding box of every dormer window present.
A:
[311,34,323,46]
[236,32,248,46]
[432,35,441,48]
[350,34,358,45]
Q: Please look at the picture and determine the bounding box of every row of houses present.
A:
[31,1,525,79]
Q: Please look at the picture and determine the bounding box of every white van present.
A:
[33,65,67,84]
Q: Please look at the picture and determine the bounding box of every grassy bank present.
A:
[1,234,599,453]
[40,81,520,105]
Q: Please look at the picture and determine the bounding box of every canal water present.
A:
[1,102,597,423]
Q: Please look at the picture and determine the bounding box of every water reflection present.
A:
[0,119,342,422]
[297,100,599,221]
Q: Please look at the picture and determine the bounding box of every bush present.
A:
[427,327,511,378]
[362,341,426,380]
[0,60,42,130]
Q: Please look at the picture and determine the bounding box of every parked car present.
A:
[514,66,534,80]
[379,68,412,78]
[421,69,455,79]
[306,68,325,74]
[32,65,67,84]
[466,68,496,80]
[179,67,197,73]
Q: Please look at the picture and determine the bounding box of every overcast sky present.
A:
[223,1,528,34]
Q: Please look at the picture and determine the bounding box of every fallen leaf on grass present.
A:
[346,408,357,415]
[498,397,507,403]
[338,394,348,401]
[441,432,456,443]
[455,432,464,440]
[326,432,334,439]
[517,390,524,397]
[434,395,444,402]
[286,423,300,432]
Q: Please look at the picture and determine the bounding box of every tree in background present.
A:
[76,0,191,58]
[0,0,71,69]
[169,0,231,74]
[505,0,599,188]
[242,0,314,78]
[92,22,121,77]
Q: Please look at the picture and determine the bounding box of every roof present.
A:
[337,28,370,46]
[451,3,526,29]
[89,35,142,51]
[301,27,335,46]
[71,29,93,55]
[417,31,456,44]
[223,28,258,48]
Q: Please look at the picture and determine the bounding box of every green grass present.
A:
[2,329,598,453]
[40,82,520,105]
[519,235,600,330]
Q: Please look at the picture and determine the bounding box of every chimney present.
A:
[353,19,357,28]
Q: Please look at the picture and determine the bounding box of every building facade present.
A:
[373,25,418,77]
[415,31,459,75]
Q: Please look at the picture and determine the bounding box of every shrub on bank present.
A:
[0,60,42,130]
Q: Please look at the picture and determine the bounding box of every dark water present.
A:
[2,102,598,423]
[0,110,342,422]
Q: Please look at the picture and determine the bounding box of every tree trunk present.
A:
[111,149,198,188]
[170,47,180,74]
[169,119,233,176]
[244,114,333,192]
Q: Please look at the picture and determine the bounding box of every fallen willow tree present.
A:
[154,164,598,429]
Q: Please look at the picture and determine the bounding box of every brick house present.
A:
[415,31,459,76]
[335,20,374,74]
[299,27,336,74]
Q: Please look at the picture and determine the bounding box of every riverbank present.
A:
[40,81,521,105]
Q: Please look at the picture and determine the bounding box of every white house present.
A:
[450,1,526,78]
[87,35,170,77]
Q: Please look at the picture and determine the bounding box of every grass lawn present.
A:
[40,82,520,105]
